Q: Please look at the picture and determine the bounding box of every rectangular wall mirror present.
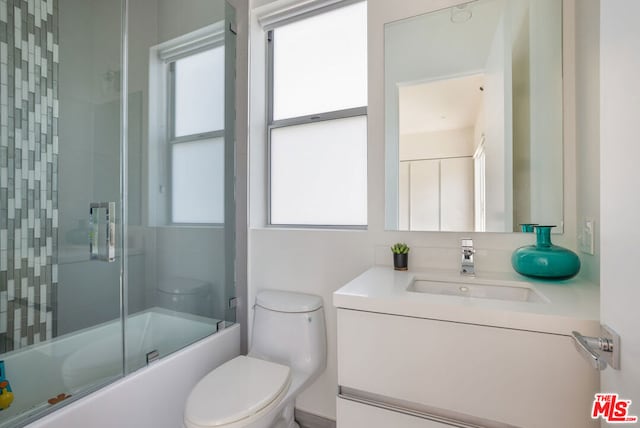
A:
[384,0,564,233]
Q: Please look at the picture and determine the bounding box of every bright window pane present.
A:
[172,138,224,223]
[272,2,367,120]
[174,47,224,137]
[270,116,367,225]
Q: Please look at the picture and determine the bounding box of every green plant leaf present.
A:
[390,242,410,254]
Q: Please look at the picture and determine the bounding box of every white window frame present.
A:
[265,0,367,229]
[148,23,225,226]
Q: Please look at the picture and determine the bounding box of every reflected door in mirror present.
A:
[400,157,473,231]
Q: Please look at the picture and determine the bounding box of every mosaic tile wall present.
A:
[0,0,58,352]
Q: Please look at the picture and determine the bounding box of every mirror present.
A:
[385,0,563,232]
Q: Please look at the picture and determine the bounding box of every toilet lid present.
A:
[185,356,291,427]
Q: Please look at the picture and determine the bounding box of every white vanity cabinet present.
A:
[338,398,455,428]
[336,304,600,428]
[334,267,600,427]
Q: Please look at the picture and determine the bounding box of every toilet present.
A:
[184,290,327,428]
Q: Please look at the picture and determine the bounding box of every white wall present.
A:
[600,0,640,407]
[400,127,474,161]
[157,0,226,42]
[248,0,583,420]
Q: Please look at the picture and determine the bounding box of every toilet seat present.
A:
[184,356,291,428]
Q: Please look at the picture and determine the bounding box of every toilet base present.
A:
[271,401,298,428]
[272,421,299,428]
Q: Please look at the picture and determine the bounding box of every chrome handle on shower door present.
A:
[89,202,116,262]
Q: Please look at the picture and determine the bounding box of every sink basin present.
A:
[407,278,546,303]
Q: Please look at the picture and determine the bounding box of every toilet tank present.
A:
[249,290,327,376]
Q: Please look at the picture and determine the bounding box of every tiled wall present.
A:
[0,0,58,352]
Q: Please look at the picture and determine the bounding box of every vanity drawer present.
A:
[337,397,456,428]
[337,309,598,428]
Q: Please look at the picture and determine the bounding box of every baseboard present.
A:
[295,409,336,428]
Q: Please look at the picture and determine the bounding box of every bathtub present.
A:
[0,308,240,428]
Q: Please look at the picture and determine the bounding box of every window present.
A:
[267,1,368,227]
[169,48,225,224]
[149,23,226,225]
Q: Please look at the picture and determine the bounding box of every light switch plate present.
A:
[580,218,595,255]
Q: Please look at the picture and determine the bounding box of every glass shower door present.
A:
[0,0,238,425]
[124,0,236,373]
[0,0,125,426]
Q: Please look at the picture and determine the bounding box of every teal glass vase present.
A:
[519,223,538,233]
[511,225,581,280]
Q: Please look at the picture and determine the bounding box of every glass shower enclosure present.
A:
[0,0,236,426]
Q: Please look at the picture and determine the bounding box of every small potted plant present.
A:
[391,243,410,271]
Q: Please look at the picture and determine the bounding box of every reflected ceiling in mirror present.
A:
[384,0,564,233]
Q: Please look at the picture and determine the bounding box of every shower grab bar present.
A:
[89,202,116,262]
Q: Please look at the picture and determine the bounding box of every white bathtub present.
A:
[0,308,240,428]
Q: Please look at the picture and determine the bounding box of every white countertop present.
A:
[333,266,600,336]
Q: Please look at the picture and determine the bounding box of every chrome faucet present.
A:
[460,238,475,276]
